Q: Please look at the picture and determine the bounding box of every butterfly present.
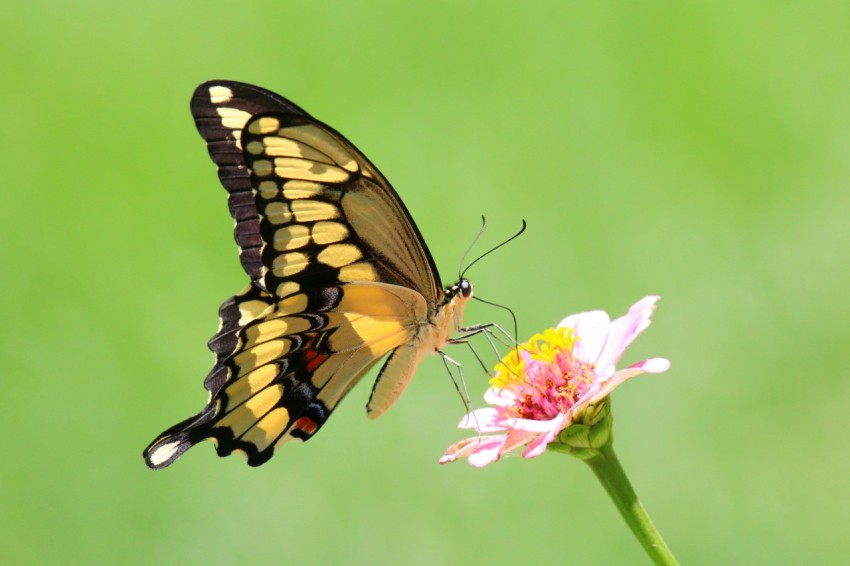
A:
[143,81,473,468]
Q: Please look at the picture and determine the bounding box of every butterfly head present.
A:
[445,279,473,300]
[442,279,473,332]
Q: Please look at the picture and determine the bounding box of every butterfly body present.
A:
[143,81,472,469]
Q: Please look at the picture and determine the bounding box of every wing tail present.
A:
[143,404,215,469]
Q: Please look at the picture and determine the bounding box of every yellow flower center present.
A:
[491,328,576,389]
[490,327,595,421]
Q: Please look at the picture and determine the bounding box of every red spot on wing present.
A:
[293,417,318,435]
[303,348,328,373]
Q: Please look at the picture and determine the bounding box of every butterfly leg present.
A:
[477,322,524,374]
[438,350,477,419]
[452,322,531,385]
[460,322,519,347]
[446,336,493,379]
[438,350,483,437]
[450,322,518,369]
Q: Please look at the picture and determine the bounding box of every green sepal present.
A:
[548,397,613,460]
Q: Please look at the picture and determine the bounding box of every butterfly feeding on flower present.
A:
[143,81,475,469]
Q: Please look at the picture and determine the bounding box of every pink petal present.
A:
[506,414,569,434]
[595,296,660,369]
[458,408,505,432]
[466,444,502,468]
[631,357,670,373]
[501,428,540,455]
[558,297,661,370]
[557,310,611,364]
[439,452,462,464]
[521,413,571,458]
[484,387,516,407]
[439,435,502,464]
[467,436,510,467]
[522,433,554,459]
[586,357,671,404]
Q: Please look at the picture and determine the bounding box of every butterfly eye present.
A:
[460,280,473,298]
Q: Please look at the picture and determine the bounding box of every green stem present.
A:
[584,444,678,565]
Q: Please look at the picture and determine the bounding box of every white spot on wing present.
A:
[216,107,251,149]
[148,441,181,466]
[217,107,252,130]
[209,85,233,104]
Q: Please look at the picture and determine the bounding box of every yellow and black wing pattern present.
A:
[143,81,471,468]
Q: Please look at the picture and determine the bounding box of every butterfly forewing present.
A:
[241,112,442,300]
[190,81,310,286]
[143,81,465,469]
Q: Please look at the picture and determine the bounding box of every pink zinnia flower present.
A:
[441,296,670,467]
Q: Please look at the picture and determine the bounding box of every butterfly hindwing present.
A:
[145,282,428,468]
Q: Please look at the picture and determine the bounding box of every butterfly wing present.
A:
[188,81,441,296]
[144,82,446,468]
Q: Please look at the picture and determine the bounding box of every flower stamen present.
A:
[489,327,598,421]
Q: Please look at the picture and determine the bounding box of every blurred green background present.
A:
[2,1,848,564]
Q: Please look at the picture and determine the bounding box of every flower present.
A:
[440,296,670,467]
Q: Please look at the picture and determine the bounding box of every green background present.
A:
[3,1,848,564]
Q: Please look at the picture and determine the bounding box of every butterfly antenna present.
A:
[460,219,527,280]
[457,216,488,281]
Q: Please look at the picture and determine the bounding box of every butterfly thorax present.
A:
[422,278,472,346]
